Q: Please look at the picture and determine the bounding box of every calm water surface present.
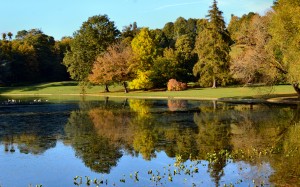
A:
[0,97,299,187]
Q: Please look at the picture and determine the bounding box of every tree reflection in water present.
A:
[65,110,122,173]
[1,98,300,186]
[0,104,68,154]
[71,99,300,186]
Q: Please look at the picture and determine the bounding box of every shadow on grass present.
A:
[0,81,78,93]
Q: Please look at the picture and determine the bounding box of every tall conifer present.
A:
[193,0,231,88]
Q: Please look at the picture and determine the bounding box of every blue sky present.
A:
[1,0,273,40]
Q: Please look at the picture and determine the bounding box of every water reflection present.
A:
[0,98,300,186]
[0,103,74,155]
[74,99,299,186]
[65,110,123,173]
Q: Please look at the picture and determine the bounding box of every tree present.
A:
[121,22,139,43]
[7,32,13,40]
[175,34,197,82]
[2,33,7,41]
[193,0,231,88]
[23,29,56,81]
[162,22,175,48]
[150,34,197,88]
[267,0,300,96]
[129,27,157,89]
[131,27,156,71]
[174,17,188,38]
[150,29,168,54]
[63,15,120,84]
[89,43,133,93]
[229,13,278,85]
[150,49,178,88]
[15,30,28,40]
[228,12,257,44]
[53,37,72,81]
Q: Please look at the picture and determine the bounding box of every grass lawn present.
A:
[0,81,297,101]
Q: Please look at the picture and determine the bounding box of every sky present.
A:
[1,0,274,40]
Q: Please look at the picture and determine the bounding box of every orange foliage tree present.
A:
[88,43,133,93]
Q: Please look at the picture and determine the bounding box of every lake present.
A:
[0,96,299,187]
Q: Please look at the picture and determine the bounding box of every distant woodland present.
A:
[1,0,299,95]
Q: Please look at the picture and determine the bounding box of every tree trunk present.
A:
[123,98,128,107]
[212,76,217,88]
[212,100,217,110]
[104,97,109,107]
[104,84,110,92]
[292,83,300,97]
[123,82,128,93]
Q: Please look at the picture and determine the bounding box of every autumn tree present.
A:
[229,13,278,84]
[89,43,133,93]
[1,29,66,84]
[63,15,120,85]
[267,0,300,96]
[193,0,231,88]
[129,27,157,90]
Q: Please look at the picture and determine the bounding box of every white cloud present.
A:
[155,1,206,11]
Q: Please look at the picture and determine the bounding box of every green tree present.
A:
[162,22,175,48]
[7,32,13,40]
[15,30,28,40]
[150,36,197,88]
[63,15,120,84]
[150,49,178,88]
[174,17,188,38]
[2,33,7,41]
[150,29,168,54]
[267,0,300,96]
[121,22,139,44]
[193,0,231,88]
[175,34,197,82]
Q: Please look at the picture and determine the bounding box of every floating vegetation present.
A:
[71,148,280,186]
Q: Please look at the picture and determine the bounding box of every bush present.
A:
[167,79,187,91]
[129,70,153,90]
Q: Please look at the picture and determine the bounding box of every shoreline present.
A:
[1,93,299,104]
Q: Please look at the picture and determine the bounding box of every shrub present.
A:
[129,70,153,90]
[167,79,187,91]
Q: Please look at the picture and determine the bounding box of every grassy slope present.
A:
[0,81,296,100]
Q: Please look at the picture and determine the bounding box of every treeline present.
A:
[1,0,299,95]
[0,29,70,84]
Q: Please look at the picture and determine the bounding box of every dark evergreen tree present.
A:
[162,22,175,48]
[193,0,231,88]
